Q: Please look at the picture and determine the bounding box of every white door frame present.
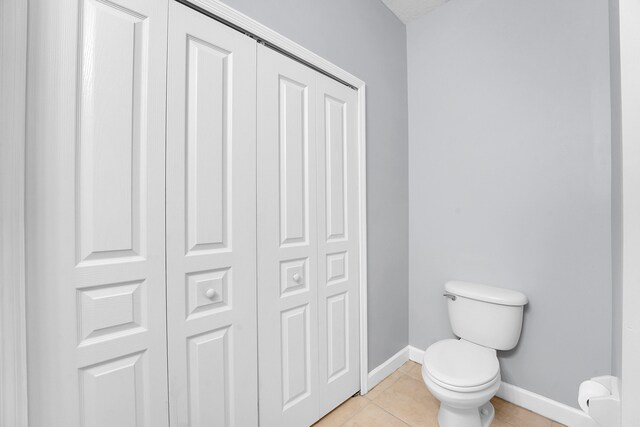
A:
[619,0,640,425]
[0,0,29,425]
[0,2,369,425]
[178,0,370,395]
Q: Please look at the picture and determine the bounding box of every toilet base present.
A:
[438,401,495,427]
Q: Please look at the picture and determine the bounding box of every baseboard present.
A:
[408,345,425,363]
[366,346,409,392]
[497,382,595,427]
[406,346,595,427]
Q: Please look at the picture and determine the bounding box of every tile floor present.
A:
[313,361,565,427]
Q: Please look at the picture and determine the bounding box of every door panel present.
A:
[257,44,320,427]
[166,3,258,426]
[185,35,230,253]
[280,77,311,245]
[327,292,348,380]
[80,352,147,427]
[78,0,146,262]
[316,75,361,416]
[26,0,169,425]
[186,328,230,426]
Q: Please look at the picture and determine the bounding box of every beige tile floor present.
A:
[313,361,565,427]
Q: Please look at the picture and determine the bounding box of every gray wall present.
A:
[609,0,622,379]
[407,0,612,407]
[222,0,410,369]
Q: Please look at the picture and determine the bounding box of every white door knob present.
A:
[293,273,301,282]
[205,288,216,299]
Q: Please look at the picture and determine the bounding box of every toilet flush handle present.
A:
[443,292,457,301]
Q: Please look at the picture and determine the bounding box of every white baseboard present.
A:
[366,346,409,392]
[409,345,425,363]
[497,382,595,427]
[403,346,595,427]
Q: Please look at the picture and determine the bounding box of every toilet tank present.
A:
[445,281,528,351]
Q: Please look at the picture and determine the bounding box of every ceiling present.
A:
[380,0,449,24]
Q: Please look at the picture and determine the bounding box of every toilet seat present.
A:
[423,339,500,392]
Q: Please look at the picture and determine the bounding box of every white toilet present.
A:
[422,281,528,427]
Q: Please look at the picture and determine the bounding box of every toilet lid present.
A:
[423,339,499,388]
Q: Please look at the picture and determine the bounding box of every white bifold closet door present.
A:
[26,0,170,425]
[166,2,259,427]
[257,44,361,427]
[315,73,361,417]
[26,1,359,424]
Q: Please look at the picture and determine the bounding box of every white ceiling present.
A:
[380,0,449,24]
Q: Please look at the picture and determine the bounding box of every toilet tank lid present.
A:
[445,281,528,306]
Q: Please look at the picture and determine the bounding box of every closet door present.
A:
[316,75,361,415]
[257,44,320,427]
[166,3,258,426]
[26,0,169,426]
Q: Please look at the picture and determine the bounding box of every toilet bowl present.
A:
[422,281,528,427]
[422,339,501,427]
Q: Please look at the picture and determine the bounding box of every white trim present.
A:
[357,85,369,394]
[366,347,410,392]
[183,0,370,395]
[619,0,640,425]
[0,0,29,425]
[407,346,594,427]
[408,345,425,363]
[497,383,595,427]
[183,0,365,89]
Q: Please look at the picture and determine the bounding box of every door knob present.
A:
[293,273,301,282]
[205,288,216,299]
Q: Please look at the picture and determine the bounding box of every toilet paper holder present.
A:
[578,375,620,427]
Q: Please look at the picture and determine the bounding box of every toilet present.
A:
[422,281,528,427]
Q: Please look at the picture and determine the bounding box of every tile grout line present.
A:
[369,400,412,427]
[343,370,410,427]
[333,402,365,427]
[335,399,408,427]
[366,370,416,427]
[379,372,440,427]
